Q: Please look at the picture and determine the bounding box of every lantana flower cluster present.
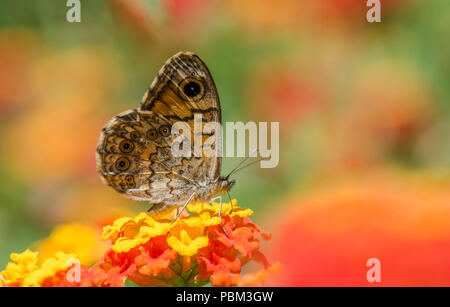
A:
[1,200,279,287]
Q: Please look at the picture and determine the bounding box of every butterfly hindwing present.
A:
[96,109,195,203]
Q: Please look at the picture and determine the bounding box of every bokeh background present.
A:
[1,0,449,286]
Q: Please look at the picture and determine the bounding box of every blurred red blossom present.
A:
[225,0,310,32]
[110,0,161,42]
[0,29,40,115]
[268,171,450,286]
[164,0,211,22]
[247,63,323,131]
[324,60,434,170]
[163,0,215,41]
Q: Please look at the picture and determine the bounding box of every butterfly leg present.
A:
[211,196,229,237]
[227,192,234,215]
[171,192,195,224]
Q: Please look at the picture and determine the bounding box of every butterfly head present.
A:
[218,176,235,194]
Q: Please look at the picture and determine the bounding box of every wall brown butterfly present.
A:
[96,52,235,225]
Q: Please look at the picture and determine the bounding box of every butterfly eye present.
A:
[159,125,171,137]
[124,175,135,188]
[115,157,130,171]
[119,140,134,153]
[147,128,158,140]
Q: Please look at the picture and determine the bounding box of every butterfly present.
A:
[96,52,236,226]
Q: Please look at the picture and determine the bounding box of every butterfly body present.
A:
[96,52,234,212]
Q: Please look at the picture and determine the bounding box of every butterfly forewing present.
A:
[140,52,222,180]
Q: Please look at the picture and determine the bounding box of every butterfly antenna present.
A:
[227,156,268,178]
[226,157,251,179]
[226,149,258,180]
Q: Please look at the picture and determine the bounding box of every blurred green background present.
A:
[0,0,449,283]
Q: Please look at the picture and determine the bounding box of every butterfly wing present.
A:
[140,52,222,182]
[96,52,222,205]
